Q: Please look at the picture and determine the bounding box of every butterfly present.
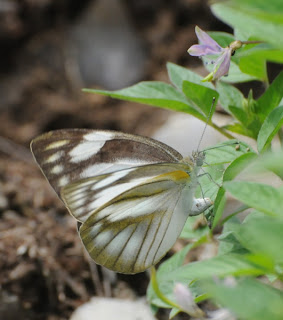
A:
[31,129,213,274]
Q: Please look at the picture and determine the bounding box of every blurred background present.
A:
[0,0,239,319]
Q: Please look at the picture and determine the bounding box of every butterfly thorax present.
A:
[182,150,205,175]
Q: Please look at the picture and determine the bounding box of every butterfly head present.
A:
[192,150,205,168]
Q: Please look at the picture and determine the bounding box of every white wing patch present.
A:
[45,140,70,150]
[69,132,114,163]
[94,169,132,189]
[45,151,65,164]
[69,141,105,163]
[84,131,114,141]
[51,164,64,175]
[80,163,115,179]
[58,176,70,188]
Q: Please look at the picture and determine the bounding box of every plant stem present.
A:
[209,122,236,139]
[150,267,180,310]
[241,40,263,45]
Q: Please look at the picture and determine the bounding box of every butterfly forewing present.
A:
[63,164,194,274]
[31,129,183,196]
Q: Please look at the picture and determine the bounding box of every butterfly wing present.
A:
[60,163,193,223]
[30,129,183,195]
[61,163,196,273]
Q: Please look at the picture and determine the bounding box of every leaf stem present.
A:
[241,40,263,45]
[209,122,236,139]
[150,267,180,310]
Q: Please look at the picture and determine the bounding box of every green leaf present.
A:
[162,254,265,283]
[239,51,267,82]
[216,81,244,111]
[211,187,226,228]
[149,254,265,308]
[223,152,257,181]
[197,141,255,218]
[257,106,283,152]
[217,217,246,255]
[224,181,283,217]
[252,150,283,180]
[256,71,283,122]
[212,1,283,49]
[180,216,209,239]
[83,81,206,121]
[158,243,193,274]
[166,62,213,91]
[237,43,283,65]
[212,152,257,227]
[205,278,283,320]
[196,141,254,224]
[234,215,283,265]
[224,123,256,138]
[204,140,254,166]
[228,106,249,126]
[147,244,193,308]
[182,81,219,117]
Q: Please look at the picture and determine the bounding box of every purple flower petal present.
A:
[174,283,204,317]
[188,44,223,56]
[195,26,222,53]
[213,48,232,80]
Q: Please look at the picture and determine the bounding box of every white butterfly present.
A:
[31,129,212,274]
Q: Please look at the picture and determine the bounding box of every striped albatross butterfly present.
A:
[31,129,212,274]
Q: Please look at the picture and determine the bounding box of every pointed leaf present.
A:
[235,216,283,265]
[84,82,206,120]
[217,81,244,111]
[212,2,283,49]
[166,62,213,91]
[148,254,265,308]
[224,181,283,217]
[182,81,219,117]
[205,278,283,320]
[257,105,283,152]
[212,152,257,228]
[256,71,283,121]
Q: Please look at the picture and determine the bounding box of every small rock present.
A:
[152,113,226,156]
[70,297,156,320]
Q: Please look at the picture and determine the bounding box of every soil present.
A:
[0,1,251,319]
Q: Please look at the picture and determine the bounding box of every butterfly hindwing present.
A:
[60,163,193,222]
[30,129,183,196]
[62,163,195,273]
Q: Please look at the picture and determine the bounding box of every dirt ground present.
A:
[0,1,232,319]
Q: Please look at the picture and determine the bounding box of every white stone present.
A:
[68,0,146,89]
[152,113,226,156]
[70,297,156,320]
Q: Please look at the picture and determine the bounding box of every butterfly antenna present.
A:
[196,97,216,152]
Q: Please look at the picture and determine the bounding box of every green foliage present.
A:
[84,0,283,318]
[211,0,283,49]
[224,181,283,217]
[205,278,283,320]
